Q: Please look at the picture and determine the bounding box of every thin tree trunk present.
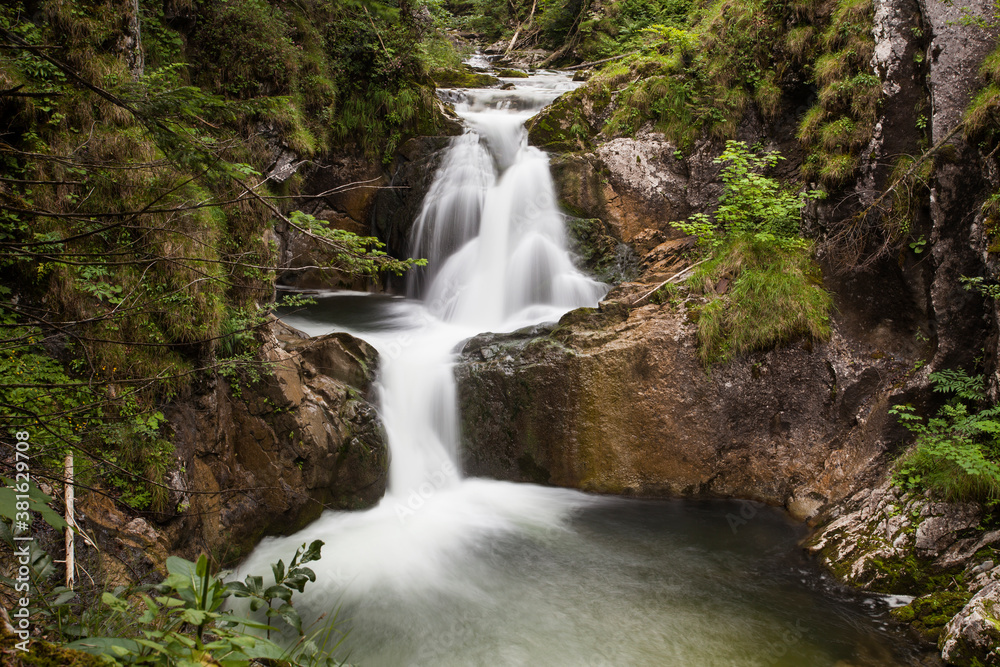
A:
[506,0,539,55]
[64,452,75,589]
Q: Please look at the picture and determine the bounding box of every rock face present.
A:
[82,320,390,573]
[456,300,915,516]
[546,134,723,243]
[371,136,455,263]
[942,581,1000,665]
[277,133,458,291]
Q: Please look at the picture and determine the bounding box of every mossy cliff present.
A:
[0,0,457,590]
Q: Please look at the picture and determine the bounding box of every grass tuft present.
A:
[689,238,832,366]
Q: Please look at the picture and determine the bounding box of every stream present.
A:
[239,69,932,666]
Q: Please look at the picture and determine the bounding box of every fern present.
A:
[891,369,1000,501]
[929,368,986,402]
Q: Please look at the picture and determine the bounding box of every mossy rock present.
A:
[496,68,529,78]
[564,216,638,284]
[429,66,500,88]
[526,86,603,151]
[0,624,105,666]
[892,591,973,642]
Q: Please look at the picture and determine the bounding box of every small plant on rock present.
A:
[891,369,1000,502]
[671,141,831,366]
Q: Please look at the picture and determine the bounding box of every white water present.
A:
[240,72,921,666]
[241,70,608,616]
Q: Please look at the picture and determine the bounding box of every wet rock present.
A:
[157,319,387,563]
[372,135,455,262]
[940,581,1000,665]
[891,591,973,643]
[807,479,1000,663]
[78,492,170,585]
[456,305,908,505]
[428,66,500,88]
[564,215,639,283]
[545,132,722,244]
[279,134,456,290]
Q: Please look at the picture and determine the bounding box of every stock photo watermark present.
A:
[394,460,458,523]
[726,499,761,534]
[8,430,34,651]
[761,619,808,665]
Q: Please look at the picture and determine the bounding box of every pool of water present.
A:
[262,291,933,667]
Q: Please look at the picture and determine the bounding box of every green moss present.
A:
[0,625,105,667]
[795,0,879,186]
[892,591,973,642]
[685,242,829,365]
[429,66,501,88]
[495,68,530,78]
[528,87,601,150]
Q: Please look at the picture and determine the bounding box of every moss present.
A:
[0,624,105,667]
[687,238,832,366]
[429,66,500,88]
[794,0,878,186]
[495,68,530,78]
[891,591,973,642]
[527,88,599,150]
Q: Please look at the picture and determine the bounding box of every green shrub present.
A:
[892,369,1000,502]
[672,141,832,366]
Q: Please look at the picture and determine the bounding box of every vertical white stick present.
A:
[64,451,75,589]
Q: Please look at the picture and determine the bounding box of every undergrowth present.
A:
[0,0,432,512]
[670,141,832,366]
[892,369,1000,503]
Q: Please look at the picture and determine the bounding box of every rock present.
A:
[456,304,909,504]
[913,504,981,557]
[527,85,611,152]
[592,133,704,241]
[428,66,500,88]
[891,591,973,642]
[564,215,639,283]
[278,133,456,290]
[787,490,827,521]
[941,581,1000,665]
[158,319,387,564]
[78,492,170,585]
[916,0,997,146]
[545,131,723,244]
[371,135,455,264]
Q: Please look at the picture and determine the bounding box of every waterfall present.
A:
[240,69,607,601]
[238,70,923,667]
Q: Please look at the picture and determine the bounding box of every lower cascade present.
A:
[240,70,922,666]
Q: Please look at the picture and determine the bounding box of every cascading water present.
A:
[243,67,609,612]
[242,70,926,666]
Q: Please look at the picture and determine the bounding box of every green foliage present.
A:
[673,141,825,248]
[57,543,346,666]
[671,142,831,366]
[0,476,69,534]
[289,211,427,276]
[0,0,433,516]
[578,0,694,59]
[891,369,1000,502]
[686,239,832,366]
[796,0,880,185]
[962,275,1000,300]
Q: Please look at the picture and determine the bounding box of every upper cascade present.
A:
[409,72,606,330]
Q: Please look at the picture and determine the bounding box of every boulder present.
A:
[941,581,1000,665]
[456,301,913,509]
[157,319,387,564]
